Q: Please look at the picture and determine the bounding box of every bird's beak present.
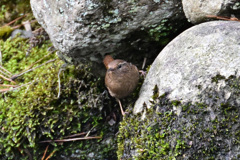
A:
[107,68,114,72]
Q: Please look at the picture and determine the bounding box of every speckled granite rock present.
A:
[134,20,240,114]
[30,0,187,64]
[182,0,240,23]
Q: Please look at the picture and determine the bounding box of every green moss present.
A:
[0,25,13,39]
[0,36,117,159]
[172,100,180,106]
[211,74,226,83]
[148,19,172,43]
[0,0,32,26]
[118,75,240,159]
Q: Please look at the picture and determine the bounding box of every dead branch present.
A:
[206,15,240,22]
[39,136,102,143]
[57,63,68,98]
[5,14,27,26]
[12,20,38,30]
[0,81,34,93]
[11,59,57,80]
[0,74,16,84]
[142,57,147,70]
[22,51,54,73]
[45,150,56,160]
[0,65,13,77]
[41,145,49,160]
[0,84,18,87]
[63,132,87,138]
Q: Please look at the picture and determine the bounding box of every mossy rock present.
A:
[118,75,240,159]
[0,37,118,159]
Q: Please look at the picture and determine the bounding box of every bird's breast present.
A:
[105,64,139,99]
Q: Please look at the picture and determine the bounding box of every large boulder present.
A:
[182,0,240,24]
[118,20,240,159]
[30,0,187,65]
[134,20,240,114]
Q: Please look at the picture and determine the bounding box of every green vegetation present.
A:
[0,0,32,25]
[148,19,173,44]
[0,25,13,39]
[118,75,240,159]
[0,36,117,159]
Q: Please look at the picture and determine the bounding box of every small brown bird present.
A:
[103,55,139,116]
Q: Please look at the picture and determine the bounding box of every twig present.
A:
[5,14,27,26]
[0,74,16,84]
[12,20,38,29]
[39,136,102,143]
[63,132,87,138]
[206,15,240,22]
[85,126,96,137]
[0,81,34,93]
[57,63,68,98]
[142,57,147,69]
[0,88,12,92]
[11,59,57,80]
[57,68,63,98]
[0,84,18,87]
[45,150,56,160]
[0,69,11,78]
[0,65,13,77]
[41,145,49,160]
[22,51,54,73]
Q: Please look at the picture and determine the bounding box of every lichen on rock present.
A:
[30,0,187,65]
[134,21,240,114]
[118,74,240,159]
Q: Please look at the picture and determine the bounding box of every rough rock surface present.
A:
[118,20,240,160]
[30,0,186,64]
[119,79,240,159]
[182,0,240,24]
[134,21,240,114]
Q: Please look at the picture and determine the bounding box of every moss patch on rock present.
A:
[0,37,118,159]
[118,75,240,159]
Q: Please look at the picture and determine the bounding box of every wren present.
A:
[103,55,139,116]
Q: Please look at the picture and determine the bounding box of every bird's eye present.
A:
[117,64,122,69]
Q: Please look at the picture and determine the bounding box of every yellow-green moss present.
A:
[0,37,117,159]
[0,25,13,39]
[118,75,240,159]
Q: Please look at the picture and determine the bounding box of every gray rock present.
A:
[119,21,240,159]
[119,75,240,159]
[30,0,186,64]
[134,21,240,114]
[182,0,240,23]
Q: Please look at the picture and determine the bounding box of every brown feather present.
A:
[104,56,140,116]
